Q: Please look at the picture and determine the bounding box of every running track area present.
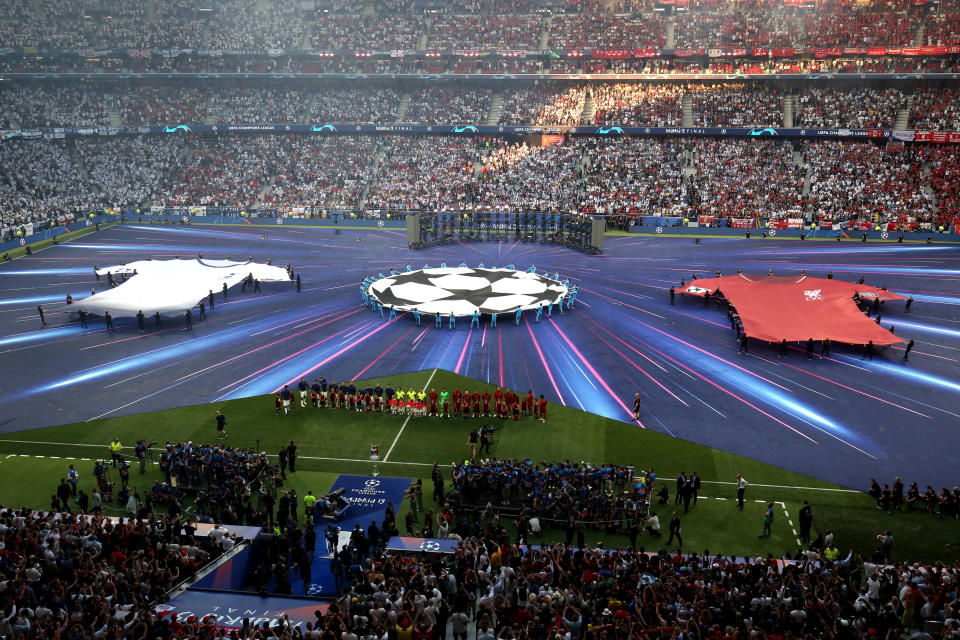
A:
[2,223,958,489]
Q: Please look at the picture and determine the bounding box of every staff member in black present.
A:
[136,310,145,334]
[798,499,813,543]
[37,305,46,326]
[154,312,161,330]
[198,301,205,319]
[633,393,641,423]
[208,289,215,309]
[667,512,682,547]
[286,441,299,472]
[105,311,113,332]
[184,308,192,330]
[903,339,915,360]
[79,309,88,328]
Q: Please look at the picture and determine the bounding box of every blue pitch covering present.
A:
[1,223,959,489]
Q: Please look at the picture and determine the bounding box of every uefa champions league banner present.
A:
[331,475,412,520]
[157,591,329,632]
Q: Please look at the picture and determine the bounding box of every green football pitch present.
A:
[1,368,955,562]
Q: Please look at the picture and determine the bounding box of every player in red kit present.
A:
[462,389,471,418]
[493,387,503,417]
[482,390,491,416]
[527,390,536,419]
[452,388,462,418]
[538,395,548,422]
[429,388,438,417]
[472,390,481,417]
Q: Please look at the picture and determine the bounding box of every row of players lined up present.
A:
[275,378,549,421]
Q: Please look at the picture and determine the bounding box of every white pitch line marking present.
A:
[383,368,438,462]
[0,440,862,494]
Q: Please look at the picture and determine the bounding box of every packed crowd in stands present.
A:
[688,139,805,220]
[429,15,543,49]
[5,52,960,76]
[910,88,960,131]
[917,145,960,229]
[0,140,96,231]
[0,83,945,132]
[0,84,108,129]
[801,1,922,48]
[926,9,960,46]
[308,15,424,50]
[794,87,907,129]
[309,87,400,125]
[806,140,934,224]
[263,137,378,211]
[204,0,307,49]
[206,88,308,125]
[691,83,783,128]
[156,136,287,208]
[74,137,181,208]
[673,1,800,49]
[590,83,683,127]
[115,86,210,126]
[498,85,586,126]
[3,132,960,235]
[0,508,235,639]
[581,139,689,216]
[293,533,960,640]
[548,11,666,48]
[3,0,960,53]
[405,87,492,124]
[364,137,479,211]
[476,140,585,211]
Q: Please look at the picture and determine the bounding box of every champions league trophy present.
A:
[370,444,380,477]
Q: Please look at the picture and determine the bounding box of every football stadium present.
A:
[2,0,960,637]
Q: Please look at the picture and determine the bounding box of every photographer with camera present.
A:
[479,425,495,456]
[134,439,148,473]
